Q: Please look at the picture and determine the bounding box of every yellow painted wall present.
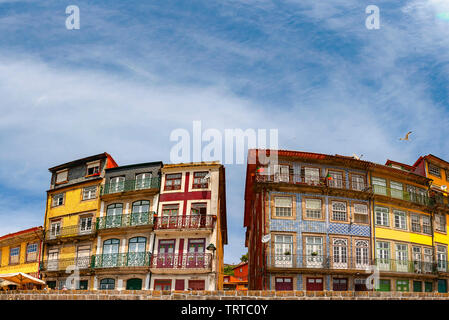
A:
[0,241,40,275]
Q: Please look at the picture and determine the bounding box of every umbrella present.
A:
[0,272,45,286]
[0,280,17,287]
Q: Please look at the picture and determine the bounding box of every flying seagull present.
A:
[352,154,363,160]
[399,131,413,141]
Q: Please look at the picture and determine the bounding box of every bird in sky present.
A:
[399,131,413,141]
[352,154,363,160]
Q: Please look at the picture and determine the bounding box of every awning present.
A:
[0,272,45,285]
[0,280,17,287]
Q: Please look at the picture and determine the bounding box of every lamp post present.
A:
[206,244,217,290]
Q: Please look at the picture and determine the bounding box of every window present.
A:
[274,197,293,217]
[411,214,421,233]
[76,246,91,269]
[274,235,293,268]
[154,280,171,291]
[332,239,348,267]
[304,167,320,185]
[165,173,182,191]
[305,199,322,219]
[332,201,347,221]
[306,237,324,267]
[375,206,389,226]
[376,241,390,269]
[428,163,441,177]
[372,177,387,195]
[422,216,431,234]
[82,186,97,200]
[436,214,446,233]
[105,204,123,228]
[353,204,369,224]
[273,165,290,183]
[109,176,125,193]
[192,171,209,189]
[390,181,403,199]
[52,193,64,207]
[86,161,100,176]
[55,170,68,184]
[328,171,343,188]
[26,243,38,262]
[99,278,115,290]
[352,174,366,191]
[397,280,409,292]
[79,216,93,233]
[50,221,61,238]
[424,248,433,273]
[394,210,407,230]
[162,204,179,216]
[10,247,20,264]
[396,244,408,272]
[355,240,369,267]
[437,245,447,272]
[135,173,152,190]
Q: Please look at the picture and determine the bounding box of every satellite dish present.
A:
[261,234,271,243]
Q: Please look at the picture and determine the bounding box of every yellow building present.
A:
[0,226,43,287]
[412,154,449,292]
[40,153,118,290]
[372,160,434,292]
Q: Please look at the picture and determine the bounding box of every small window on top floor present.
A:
[55,170,68,184]
[192,171,209,189]
[86,161,100,176]
[164,173,182,191]
[428,163,441,178]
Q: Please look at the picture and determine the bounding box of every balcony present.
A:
[154,215,216,232]
[92,252,152,268]
[44,225,95,242]
[372,185,430,206]
[266,254,373,272]
[255,174,370,192]
[375,258,436,274]
[96,212,155,231]
[150,253,212,273]
[100,178,160,196]
[40,256,92,272]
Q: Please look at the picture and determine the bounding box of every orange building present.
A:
[223,262,248,290]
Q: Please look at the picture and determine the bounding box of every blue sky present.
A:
[0,0,449,263]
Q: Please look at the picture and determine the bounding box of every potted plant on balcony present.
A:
[311,251,318,256]
[284,251,291,256]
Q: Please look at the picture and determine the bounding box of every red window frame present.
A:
[192,171,209,189]
[164,173,182,191]
[154,279,172,290]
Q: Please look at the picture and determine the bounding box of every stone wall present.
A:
[1,290,449,300]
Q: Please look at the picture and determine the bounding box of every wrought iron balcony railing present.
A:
[154,215,216,230]
[44,225,95,241]
[372,185,430,206]
[92,252,152,268]
[101,177,161,196]
[150,253,212,270]
[267,254,373,270]
[374,258,436,274]
[40,256,92,272]
[96,212,155,230]
[255,173,370,192]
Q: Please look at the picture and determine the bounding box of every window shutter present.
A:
[306,199,321,209]
[275,197,292,207]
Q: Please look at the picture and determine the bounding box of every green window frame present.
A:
[413,281,422,292]
[377,279,391,292]
[396,280,409,292]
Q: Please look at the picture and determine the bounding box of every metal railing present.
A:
[92,252,152,268]
[40,256,92,272]
[154,215,216,230]
[96,212,155,230]
[255,173,370,192]
[101,177,161,196]
[374,258,436,274]
[372,185,430,206]
[267,254,373,270]
[44,225,95,241]
[150,253,212,270]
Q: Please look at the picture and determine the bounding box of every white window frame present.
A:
[274,196,293,217]
[375,206,389,226]
[393,210,407,230]
[52,193,64,207]
[82,186,97,200]
[305,199,322,219]
[353,204,369,224]
[331,201,347,221]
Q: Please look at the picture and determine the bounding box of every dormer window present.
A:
[55,169,68,184]
[86,161,100,176]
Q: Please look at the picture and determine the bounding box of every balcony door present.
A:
[376,242,390,271]
[355,240,369,269]
[157,239,175,268]
[47,249,59,271]
[50,221,61,239]
[135,173,152,190]
[187,239,206,268]
[332,239,348,269]
[274,235,293,268]
[190,203,207,228]
[396,244,408,272]
[412,247,422,273]
[79,216,93,234]
[102,239,120,267]
[76,246,91,269]
[306,236,323,268]
[131,201,150,226]
[161,204,179,229]
[273,165,289,183]
[109,176,125,193]
[128,237,147,266]
[106,204,123,228]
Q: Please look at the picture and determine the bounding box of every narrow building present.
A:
[40,153,118,289]
[150,162,227,291]
[92,161,162,290]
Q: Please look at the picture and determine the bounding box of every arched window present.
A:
[355,240,369,267]
[128,237,147,266]
[332,239,348,266]
[99,278,115,290]
[131,201,150,225]
[332,202,347,221]
[101,239,120,267]
[105,204,123,228]
[132,201,150,213]
[103,239,120,254]
[128,237,147,253]
[107,203,123,216]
